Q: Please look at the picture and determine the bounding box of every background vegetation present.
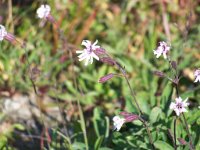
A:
[0,0,199,149]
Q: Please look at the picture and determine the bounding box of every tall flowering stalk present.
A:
[36,4,74,148]
[153,41,195,150]
[76,40,155,149]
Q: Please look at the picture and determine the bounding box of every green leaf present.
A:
[72,142,86,150]
[150,107,162,123]
[94,136,104,150]
[154,141,173,150]
[13,123,25,130]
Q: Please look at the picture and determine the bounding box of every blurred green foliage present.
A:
[0,0,199,149]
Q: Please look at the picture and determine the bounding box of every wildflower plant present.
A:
[0,1,199,150]
[153,41,196,150]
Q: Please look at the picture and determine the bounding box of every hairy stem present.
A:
[117,64,155,149]
[174,117,177,150]
[117,64,143,115]
[23,44,38,95]
[174,84,194,150]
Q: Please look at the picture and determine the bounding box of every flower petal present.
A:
[175,97,182,103]
[170,102,176,110]
[76,50,83,53]
[91,52,99,60]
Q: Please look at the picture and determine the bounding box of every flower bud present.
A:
[94,48,106,55]
[173,77,179,85]
[4,33,16,44]
[153,71,165,77]
[100,57,116,66]
[178,138,187,145]
[120,111,139,123]
[171,61,177,70]
[46,14,56,24]
[98,73,114,83]
[31,66,41,81]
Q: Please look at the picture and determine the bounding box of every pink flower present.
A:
[153,41,170,59]
[76,40,100,66]
[194,69,200,83]
[170,97,189,116]
[0,25,7,41]
[37,5,51,19]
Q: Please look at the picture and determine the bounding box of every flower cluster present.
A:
[153,41,170,59]
[170,97,189,116]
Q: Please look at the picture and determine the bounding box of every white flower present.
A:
[194,69,200,83]
[113,116,125,131]
[36,5,51,19]
[170,97,189,116]
[0,25,7,41]
[76,40,100,66]
[153,41,170,59]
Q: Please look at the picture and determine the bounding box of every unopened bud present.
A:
[120,111,132,117]
[98,73,114,83]
[100,57,116,66]
[31,66,41,81]
[120,111,139,122]
[153,71,165,77]
[4,33,16,44]
[173,77,179,85]
[171,61,177,70]
[46,14,56,25]
[94,48,106,55]
[178,138,187,145]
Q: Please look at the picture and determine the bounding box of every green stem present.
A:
[117,64,155,149]
[23,44,38,95]
[174,117,177,150]
[77,98,89,150]
[117,64,143,115]
[174,84,194,150]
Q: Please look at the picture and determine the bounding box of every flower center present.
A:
[87,45,93,54]
[176,103,183,109]
[162,45,167,52]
